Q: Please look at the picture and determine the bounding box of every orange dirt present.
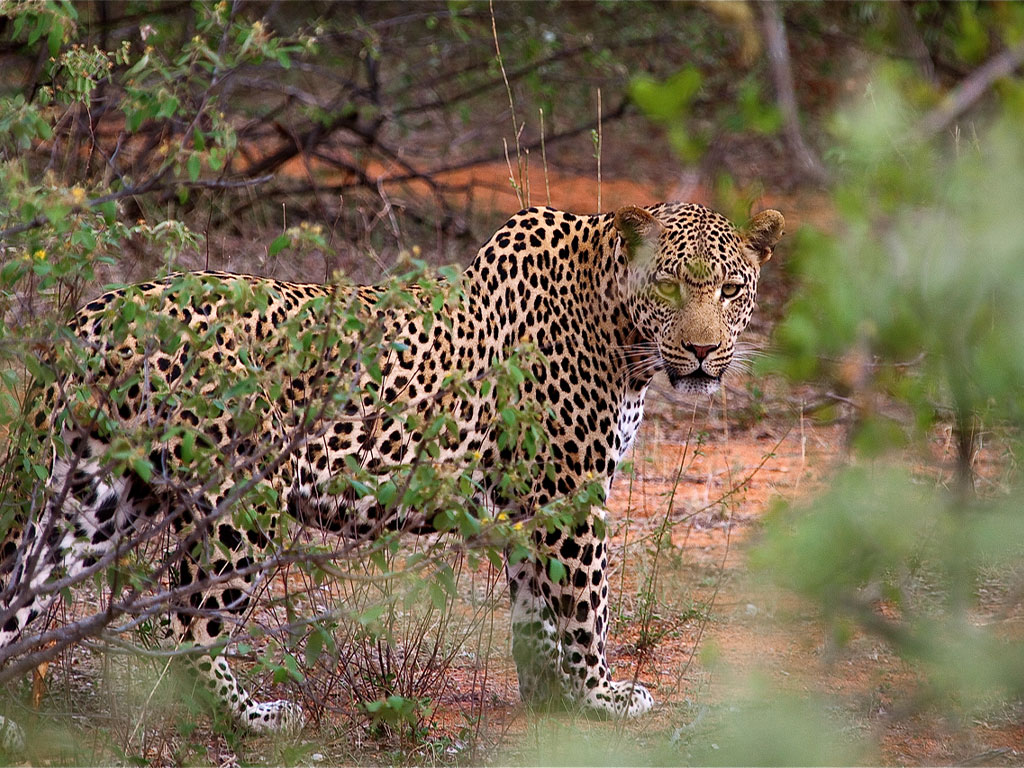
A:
[263,150,678,215]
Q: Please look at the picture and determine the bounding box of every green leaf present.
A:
[131,457,153,482]
[44,202,71,224]
[98,201,117,223]
[0,261,26,287]
[357,604,386,627]
[269,234,290,257]
[547,558,566,584]
[486,549,504,570]
[47,22,63,57]
[24,354,55,386]
[435,565,456,597]
[428,581,446,610]
[71,228,97,250]
[305,629,324,667]
[376,481,397,507]
[629,67,702,123]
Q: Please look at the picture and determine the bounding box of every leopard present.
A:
[0,201,783,749]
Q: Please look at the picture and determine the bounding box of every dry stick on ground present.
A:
[916,39,1024,139]
[224,23,661,170]
[759,1,830,185]
[223,98,630,230]
[295,99,631,190]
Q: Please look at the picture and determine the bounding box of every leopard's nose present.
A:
[682,342,719,361]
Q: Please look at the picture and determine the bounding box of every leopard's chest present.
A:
[611,387,647,467]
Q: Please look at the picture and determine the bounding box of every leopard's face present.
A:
[617,203,784,394]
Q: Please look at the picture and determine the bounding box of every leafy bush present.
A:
[0,4,606,758]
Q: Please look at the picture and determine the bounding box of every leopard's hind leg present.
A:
[0,442,150,751]
[0,450,303,748]
[167,482,304,734]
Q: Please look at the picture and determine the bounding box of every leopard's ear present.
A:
[741,209,785,265]
[614,206,662,264]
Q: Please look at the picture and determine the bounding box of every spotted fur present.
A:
[0,202,783,743]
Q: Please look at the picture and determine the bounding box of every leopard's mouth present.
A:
[666,367,721,394]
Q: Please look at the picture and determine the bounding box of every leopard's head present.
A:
[616,202,784,394]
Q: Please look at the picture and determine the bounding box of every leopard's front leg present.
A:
[507,514,653,717]
[507,558,569,709]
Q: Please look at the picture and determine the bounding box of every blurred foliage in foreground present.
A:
[743,68,1024,760]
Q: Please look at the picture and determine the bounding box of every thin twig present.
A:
[490,0,525,208]
[393,32,671,118]
[595,88,603,212]
[539,108,551,205]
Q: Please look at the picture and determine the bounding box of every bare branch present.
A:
[916,40,1024,139]
[759,1,830,184]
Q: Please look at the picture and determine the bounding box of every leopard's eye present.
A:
[720,282,743,300]
[653,281,682,304]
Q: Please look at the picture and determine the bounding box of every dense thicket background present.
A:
[1,1,1024,765]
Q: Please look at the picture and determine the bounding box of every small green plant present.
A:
[361,694,433,737]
